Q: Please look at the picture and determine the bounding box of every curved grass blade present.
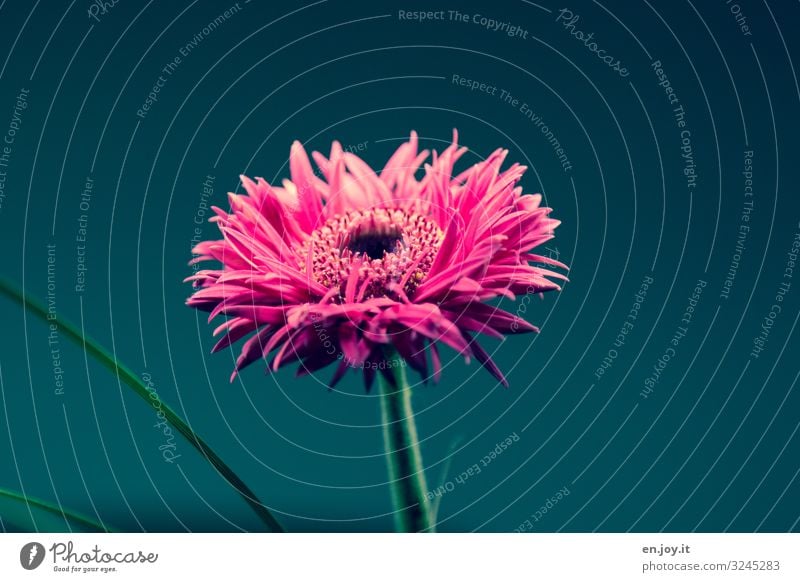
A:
[0,278,285,532]
[0,487,109,532]
[430,436,463,523]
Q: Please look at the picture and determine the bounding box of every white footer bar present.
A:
[2,533,798,581]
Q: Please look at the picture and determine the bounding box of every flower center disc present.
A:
[301,208,443,301]
[341,221,404,260]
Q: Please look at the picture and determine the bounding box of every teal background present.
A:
[0,0,798,532]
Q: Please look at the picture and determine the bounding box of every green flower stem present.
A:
[0,278,284,533]
[377,358,434,532]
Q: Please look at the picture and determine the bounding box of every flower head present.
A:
[186,131,567,388]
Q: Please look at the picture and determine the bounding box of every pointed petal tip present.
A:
[290,141,310,162]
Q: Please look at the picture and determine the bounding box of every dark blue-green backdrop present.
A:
[1,0,798,532]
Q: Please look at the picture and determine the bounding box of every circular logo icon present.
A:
[19,542,45,570]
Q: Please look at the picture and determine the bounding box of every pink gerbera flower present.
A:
[186,131,566,389]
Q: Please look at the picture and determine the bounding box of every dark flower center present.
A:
[300,209,443,301]
[342,222,404,260]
